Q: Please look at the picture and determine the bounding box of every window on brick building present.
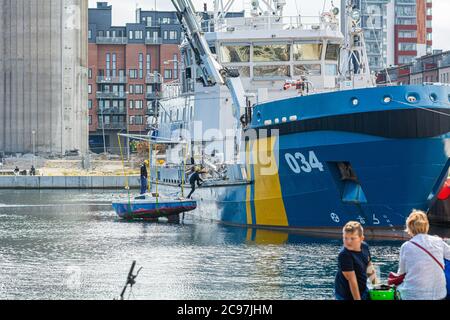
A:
[129,70,138,79]
[169,31,178,40]
[146,54,151,74]
[164,69,173,79]
[135,101,143,109]
[139,53,144,79]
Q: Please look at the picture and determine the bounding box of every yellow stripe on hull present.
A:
[245,140,253,225]
[251,136,289,227]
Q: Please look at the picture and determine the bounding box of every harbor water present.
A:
[0,190,448,300]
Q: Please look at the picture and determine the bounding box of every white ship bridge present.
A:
[157,0,344,165]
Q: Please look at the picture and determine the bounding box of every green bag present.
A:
[369,285,395,301]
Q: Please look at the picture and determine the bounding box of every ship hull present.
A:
[156,85,450,239]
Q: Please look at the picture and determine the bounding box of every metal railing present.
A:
[201,15,339,33]
[96,37,128,45]
[145,37,163,45]
[162,80,182,99]
[96,76,128,84]
[145,73,163,84]
[97,107,126,115]
[100,122,127,130]
[96,92,128,99]
[145,92,162,100]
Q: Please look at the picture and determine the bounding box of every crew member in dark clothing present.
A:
[30,166,36,176]
[140,160,149,195]
[187,168,203,199]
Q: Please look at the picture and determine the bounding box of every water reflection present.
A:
[0,190,448,300]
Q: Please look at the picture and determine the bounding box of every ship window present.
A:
[325,43,340,61]
[253,44,290,62]
[224,66,250,78]
[254,65,290,78]
[293,43,323,61]
[221,45,250,63]
[325,64,338,76]
[294,64,321,76]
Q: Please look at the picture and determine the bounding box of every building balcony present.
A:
[97,107,126,115]
[145,74,163,84]
[96,92,128,99]
[145,92,162,100]
[96,37,128,45]
[145,37,163,45]
[96,76,128,84]
[98,122,127,130]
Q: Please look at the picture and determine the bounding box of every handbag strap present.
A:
[410,240,444,270]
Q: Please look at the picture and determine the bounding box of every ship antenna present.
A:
[322,0,328,14]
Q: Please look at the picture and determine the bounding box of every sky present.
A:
[88,0,450,51]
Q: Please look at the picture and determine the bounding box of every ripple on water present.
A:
[0,190,406,300]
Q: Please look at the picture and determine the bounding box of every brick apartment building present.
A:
[377,50,450,85]
[88,2,183,154]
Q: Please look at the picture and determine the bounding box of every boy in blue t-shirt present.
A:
[335,221,378,300]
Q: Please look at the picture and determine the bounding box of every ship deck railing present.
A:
[162,80,183,100]
[201,15,339,33]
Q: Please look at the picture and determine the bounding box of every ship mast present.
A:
[340,0,375,88]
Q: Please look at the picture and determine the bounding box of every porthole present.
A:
[406,93,420,103]
[430,93,438,103]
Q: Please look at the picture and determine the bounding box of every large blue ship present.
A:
[214,85,450,238]
[148,0,450,239]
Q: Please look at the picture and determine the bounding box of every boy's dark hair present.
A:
[343,221,364,237]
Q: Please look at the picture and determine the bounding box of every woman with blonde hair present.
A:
[394,210,450,300]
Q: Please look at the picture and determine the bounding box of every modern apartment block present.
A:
[395,0,433,65]
[88,2,183,154]
[341,0,432,71]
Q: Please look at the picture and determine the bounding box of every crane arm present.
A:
[170,0,247,116]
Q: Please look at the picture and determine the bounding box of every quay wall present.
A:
[0,176,140,189]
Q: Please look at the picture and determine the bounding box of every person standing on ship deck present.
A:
[140,160,149,195]
[187,167,203,199]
